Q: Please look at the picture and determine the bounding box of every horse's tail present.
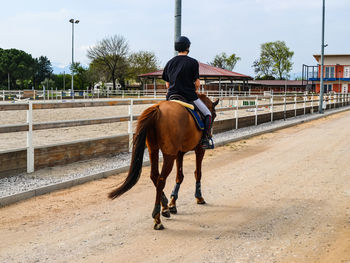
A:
[108,104,160,199]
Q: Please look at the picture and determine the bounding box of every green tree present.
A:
[253,41,294,80]
[87,35,129,89]
[33,56,53,88]
[52,73,71,90]
[71,62,89,90]
[128,51,158,81]
[0,48,35,89]
[209,52,241,71]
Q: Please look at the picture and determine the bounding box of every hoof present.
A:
[154,223,164,230]
[196,197,206,204]
[162,209,171,218]
[169,206,177,214]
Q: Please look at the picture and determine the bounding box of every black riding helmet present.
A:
[175,36,191,52]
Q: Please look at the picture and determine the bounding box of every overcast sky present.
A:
[1,0,349,78]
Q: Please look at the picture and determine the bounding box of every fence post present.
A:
[2,90,4,101]
[27,101,34,173]
[294,94,297,117]
[128,99,134,153]
[270,94,273,123]
[311,94,314,114]
[235,96,238,129]
[303,95,306,115]
[255,95,258,126]
[283,95,286,120]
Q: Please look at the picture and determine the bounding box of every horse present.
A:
[109,93,219,230]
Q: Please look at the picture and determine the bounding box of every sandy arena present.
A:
[0,110,350,262]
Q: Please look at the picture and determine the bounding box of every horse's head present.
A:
[197,93,219,121]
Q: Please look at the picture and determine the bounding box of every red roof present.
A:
[139,62,252,80]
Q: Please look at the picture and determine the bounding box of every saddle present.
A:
[168,95,204,131]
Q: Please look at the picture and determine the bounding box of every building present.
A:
[140,63,309,95]
[249,80,308,93]
[303,54,350,93]
[139,62,253,94]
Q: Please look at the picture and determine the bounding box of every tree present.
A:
[209,52,241,71]
[71,62,89,90]
[33,56,53,88]
[52,73,71,90]
[128,51,158,81]
[253,41,294,80]
[0,48,35,89]
[87,35,129,89]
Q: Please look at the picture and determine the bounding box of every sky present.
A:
[1,0,349,78]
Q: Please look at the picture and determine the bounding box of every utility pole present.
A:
[319,0,326,113]
[174,0,182,56]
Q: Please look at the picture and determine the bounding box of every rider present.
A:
[162,36,214,149]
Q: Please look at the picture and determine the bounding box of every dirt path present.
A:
[1,111,350,263]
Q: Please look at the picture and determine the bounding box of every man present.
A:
[162,36,214,149]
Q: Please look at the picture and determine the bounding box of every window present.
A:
[325,66,335,78]
[344,67,350,78]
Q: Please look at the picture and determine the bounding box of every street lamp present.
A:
[69,18,79,96]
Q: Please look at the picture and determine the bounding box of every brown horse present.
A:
[109,93,219,230]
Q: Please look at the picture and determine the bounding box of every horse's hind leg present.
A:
[148,148,170,218]
[169,151,185,214]
[194,146,206,204]
[152,154,175,230]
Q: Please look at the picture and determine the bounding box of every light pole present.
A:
[174,0,181,56]
[318,0,326,113]
[69,18,79,96]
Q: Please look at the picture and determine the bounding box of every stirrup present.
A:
[201,137,214,150]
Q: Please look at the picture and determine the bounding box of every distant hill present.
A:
[52,64,70,75]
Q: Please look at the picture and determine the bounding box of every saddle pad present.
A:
[170,99,204,130]
[170,100,195,110]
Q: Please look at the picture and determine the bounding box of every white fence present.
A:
[1,93,349,174]
[0,89,323,102]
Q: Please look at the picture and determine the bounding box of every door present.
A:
[342,84,348,93]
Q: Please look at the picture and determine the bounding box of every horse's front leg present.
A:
[152,154,175,230]
[194,146,206,204]
[169,151,185,214]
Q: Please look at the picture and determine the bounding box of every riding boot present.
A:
[201,115,214,149]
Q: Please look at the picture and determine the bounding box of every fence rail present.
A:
[0,89,328,102]
[0,92,349,175]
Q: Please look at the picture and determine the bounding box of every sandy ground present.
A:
[1,111,350,262]
[0,100,315,151]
